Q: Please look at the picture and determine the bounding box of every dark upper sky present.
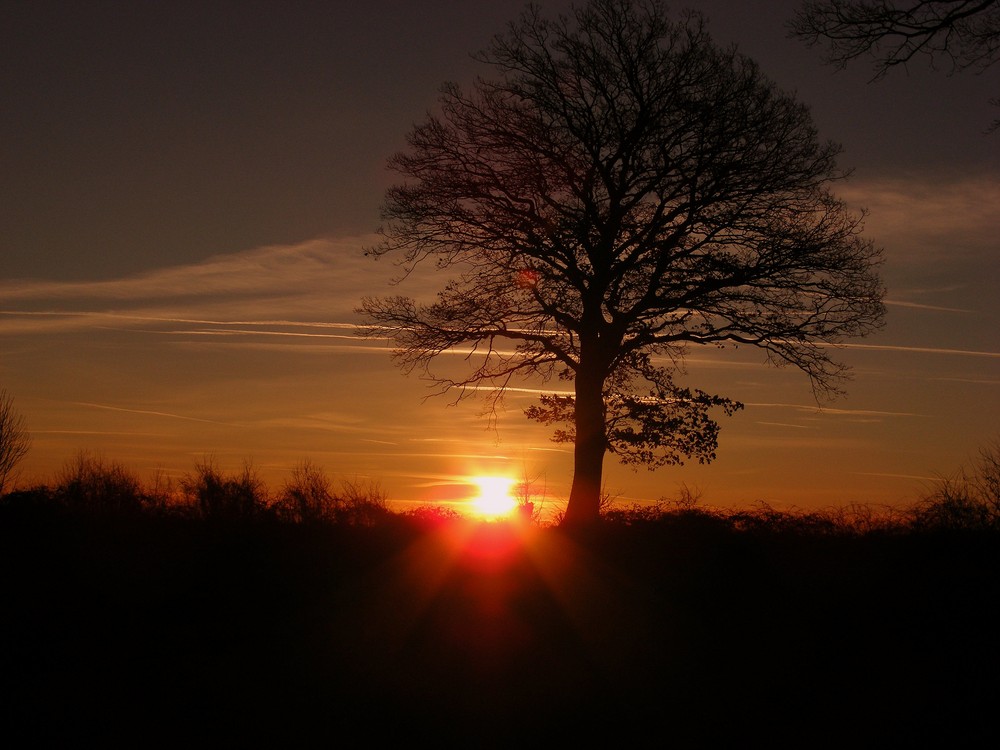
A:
[2,0,997,281]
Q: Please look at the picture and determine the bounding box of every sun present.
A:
[469,475,518,519]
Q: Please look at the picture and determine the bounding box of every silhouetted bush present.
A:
[911,439,1000,531]
[273,464,392,527]
[275,460,338,524]
[512,471,548,525]
[823,501,910,535]
[401,504,466,529]
[728,501,848,536]
[0,485,56,516]
[55,451,150,516]
[333,477,392,527]
[599,494,911,540]
[181,459,270,521]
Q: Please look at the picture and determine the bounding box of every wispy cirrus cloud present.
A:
[840,175,1000,321]
[75,401,235,426]
[1,237,379,302]
[746,402,924,418]
[3,226,995,365]
[840,175,1000,255]
[0,236,407,338]
[825,342,1000,359]
[883,299,973,314]
[0,234,473,346]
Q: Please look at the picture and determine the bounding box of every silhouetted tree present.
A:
[360,0,886,525]
[791,0,1000,130]
[56,451,146,515]
[0,388,31,495]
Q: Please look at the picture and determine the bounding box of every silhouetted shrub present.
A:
[0,486,56,517]
[911,439,1000,532]
[512,471,548,525]
[401,504,466,529]
[181,459,270,521]
[599,493,914,539]
[598,482,699,524]
[142,469,175,515]
[729,501,845,536]
[911,477,994,531]
[977,439,1000,511]
[275,460,338,524]
[823,502,908,535]
[55,452,148,515]
[333,477,392,527]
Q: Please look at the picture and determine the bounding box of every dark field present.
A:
[1,500,997,747]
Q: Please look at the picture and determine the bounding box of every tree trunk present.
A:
[562,366,607,526]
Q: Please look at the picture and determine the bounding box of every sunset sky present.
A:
[2,0,997,515]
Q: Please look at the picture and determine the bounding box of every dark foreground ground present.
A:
[1,505,997,747]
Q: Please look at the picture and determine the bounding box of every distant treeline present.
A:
[3,443,1000,534]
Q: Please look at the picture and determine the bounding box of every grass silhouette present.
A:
[1,447,998,746]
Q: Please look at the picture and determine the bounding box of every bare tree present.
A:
[0,388,31,495]
[360,0,886,525]
[790,0,1000,129]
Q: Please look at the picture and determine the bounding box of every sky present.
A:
[2,0,998,516]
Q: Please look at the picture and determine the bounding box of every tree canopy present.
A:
[791,0,1000,130]
[360,0,886,525]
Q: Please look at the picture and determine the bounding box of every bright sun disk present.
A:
[470,475,517,519]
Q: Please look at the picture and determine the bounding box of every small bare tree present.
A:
[0,388,31,495]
